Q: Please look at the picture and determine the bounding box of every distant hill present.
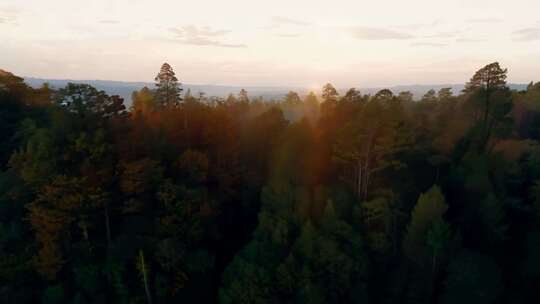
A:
[24,77,300,107]
[24,77,529,107]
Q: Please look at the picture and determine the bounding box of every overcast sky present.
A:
[1,0,540,87]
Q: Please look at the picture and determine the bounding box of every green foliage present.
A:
[478,194,507,243]
[463,62,513,152]
[404,185,448,264]
[9,127,57,186]
[175,149,209,184]
[105,261,129,302]
[184,250,215,274]
[73,264,102,296]
[441,251,502,304]
[55,83,126,118]
[358,197,392,253]
[438,87,453,101]
[421,89,437,103]
[154,63,182,108]
[522,230,540,278]
[530,181,540,220]
[1,62,540,303]
[220,183,369,304]
[322,83,339,103]
[42,285,65,304]
[426,219,451,271]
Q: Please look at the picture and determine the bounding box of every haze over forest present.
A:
[22,76,530,104]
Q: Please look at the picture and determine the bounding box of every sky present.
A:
[1,0,540,88]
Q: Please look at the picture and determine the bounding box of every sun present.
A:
[307,83,320,93]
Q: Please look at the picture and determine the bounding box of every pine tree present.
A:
[441,251,502,304]
[238,89,249,104]
[154,63,182,109]
[437,88,453,101]
[421,89,437,103]
[464,62,507,93]
[426,219,451,273]
[322,83,339,103]
[342,88,363,103]
[404,185,448,264]
[463,62,512,151]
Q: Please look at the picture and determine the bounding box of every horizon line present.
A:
[21,74,530,91]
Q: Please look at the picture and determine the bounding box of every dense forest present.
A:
[1,62,540,304]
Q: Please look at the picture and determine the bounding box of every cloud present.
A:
[258,17,311,30]
[466,18,504,23]
[169,25,246,48]
[347,27,414,40]
[456,37,485,43]
[513,27,540,41]
[411,42,447,47]
[271,16,310,26]
[0,8,18,24]
[423,31,460,39]
[395,20,443,30]
[100,19,119,24]
[275,33,301,38]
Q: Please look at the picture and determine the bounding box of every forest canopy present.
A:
[1,62,540,303]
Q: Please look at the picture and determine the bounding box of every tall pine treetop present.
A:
[464,62,507,93]
[154,62,183,108]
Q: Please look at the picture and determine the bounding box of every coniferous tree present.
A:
[154,63,182,109]
[464,62,513,152]
[404,185,448,264]
[2,61,540,303]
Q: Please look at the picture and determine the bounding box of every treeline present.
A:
[1,62,540,303]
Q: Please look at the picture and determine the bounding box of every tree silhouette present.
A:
[154,63,182,109]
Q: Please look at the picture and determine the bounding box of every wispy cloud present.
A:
[395,20,443,30]
[275,33,301,38]
[456,37,485,43]
[347,27,414,40]
[513,27,540,41]
[0,8,18,24]
[411,42,447,47]
[423,31,460,39]
[466,18,504,23]
[100,19,119,24]
[169,25,246,48]
[271,16,310,26]
[258,17,312,30]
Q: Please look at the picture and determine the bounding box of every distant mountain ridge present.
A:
[24,77,529,107]
[24,77,298,106]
